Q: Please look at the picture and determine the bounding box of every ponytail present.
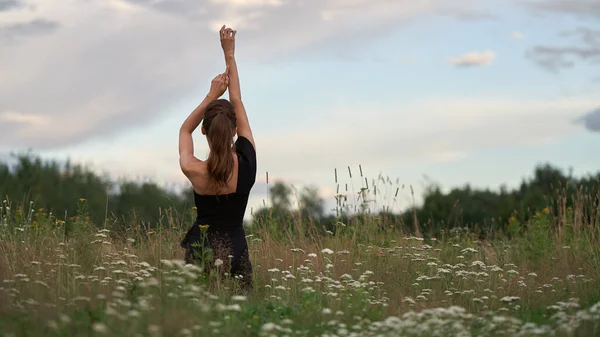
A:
[204,99,236,193]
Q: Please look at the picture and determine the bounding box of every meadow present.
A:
[1,180,600,337]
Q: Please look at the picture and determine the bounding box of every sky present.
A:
[1,0,599,218]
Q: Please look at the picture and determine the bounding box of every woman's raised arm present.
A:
[220,26,254,148]
[178,71,229,177]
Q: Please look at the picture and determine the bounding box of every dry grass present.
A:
[1,195,600,336]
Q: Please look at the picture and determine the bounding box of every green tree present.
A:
[270,181,293,210]
[298,186,325,221]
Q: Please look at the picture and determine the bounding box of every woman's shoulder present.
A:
[235,136,256,161]
[234,136,257,193]
[235,135,255,150]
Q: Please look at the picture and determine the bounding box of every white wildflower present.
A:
[92,322,109,334]
[471,261,486,269]
[500,296,521,303]
[47,320,58,330]
[261,323,280,332]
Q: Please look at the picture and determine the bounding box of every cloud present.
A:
[524,2,600,72]
[525,0,600,19]
[512,31,526,39]
[1,19,60,39]
[250,96,597,181]
[437,7,497,21]
[529,27,600,72]
[44,94,597,184]
[0,111,47,125]
[0,0,492,151]
[578,108,600,132]
[448,50,496,67]
[399,57,417,64]
[0,0,21,11]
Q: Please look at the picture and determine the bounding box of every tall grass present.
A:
[1,182,600,336]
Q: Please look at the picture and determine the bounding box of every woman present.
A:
[178,26,256,291]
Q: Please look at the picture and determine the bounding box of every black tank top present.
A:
[193,136,257,230]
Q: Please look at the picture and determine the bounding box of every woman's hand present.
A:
[220,25,236,57]
[207,68,230,100]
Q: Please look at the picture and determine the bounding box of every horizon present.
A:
[1,0,599,220]
[1,152,596,220]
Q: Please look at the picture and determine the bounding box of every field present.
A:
[1,192,600,337]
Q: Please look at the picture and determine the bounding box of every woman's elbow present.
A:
[179,157,193,176]
[179,125,191,134]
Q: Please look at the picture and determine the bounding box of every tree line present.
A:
[1,154,598,237]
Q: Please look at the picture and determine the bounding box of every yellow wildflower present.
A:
[199,225,209,229]
[147,231,155,236]
[542,207,549,214]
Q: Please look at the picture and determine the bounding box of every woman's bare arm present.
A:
[178,95,211,177]
[220,26,254,148]
[179,72,229,177]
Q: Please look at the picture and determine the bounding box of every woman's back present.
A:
[192,135,256,230]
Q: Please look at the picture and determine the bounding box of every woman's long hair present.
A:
[203,99,237,192]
